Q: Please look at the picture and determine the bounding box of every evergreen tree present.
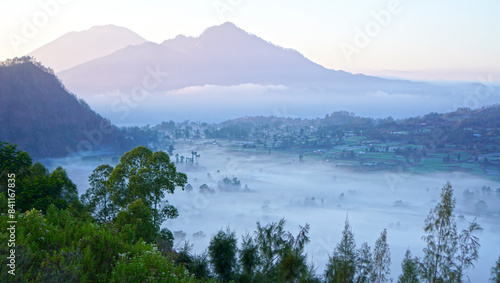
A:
[239,233,260,281]
[254,219,311,282]
[398,249,419,283]
[371,228,391,283]
[325,217,357,283]
[190,252,211,280]
[421,181,458,282]
[490,255,500,283]
[420,182,482,282]
[208,227,238,282]
[356,242,373,283]
[275,224,310,282]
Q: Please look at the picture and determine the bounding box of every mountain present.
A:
[0,57,128,157]
[29,25,147,72]
[57,22,437,94]
[52,23,497,125]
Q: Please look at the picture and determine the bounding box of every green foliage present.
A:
[115,198,158,243]
[110,242,201,283]
[108,146,187,227]
[3,143,493,282]
[325,217,357,283]
[239,233,260,280]
[398,249,419,283]
[254,219,311,282]
[0,205,198,282]
[77,223,126,282]
[371,229,391,283]
[158,227,175,252]
[456,219,482,280]
[81,164,117,223]
[0,142,32,192]
[50,166,79,206]
[17,163,78,213]
[421,181,459,282]
[356,243,373,283]
[208,227,238,282]
[0,143,201,282]
[420,182,482,282]
[491,255,500,283]
[190,253,212,280]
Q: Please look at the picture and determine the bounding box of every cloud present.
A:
[165,83,288,96]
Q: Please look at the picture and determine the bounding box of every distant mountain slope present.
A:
[0,57,128,157]
[29,25,147,72]
[57,22,440,95]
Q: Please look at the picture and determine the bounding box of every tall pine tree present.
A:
[371,228,391,283]
[420,182,482,282]
[398,249,419,283]
[491,255,500,283]
[356,242,373,283]
[325,217,357,283]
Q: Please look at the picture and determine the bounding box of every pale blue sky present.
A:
[1,0,499,81]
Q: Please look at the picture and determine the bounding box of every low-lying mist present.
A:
[79,84,498,126]
[45,141,500,281]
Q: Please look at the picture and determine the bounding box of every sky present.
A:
[1,0,500,81]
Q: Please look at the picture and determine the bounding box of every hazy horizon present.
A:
[2,2,500,282]
[2,1,499,82]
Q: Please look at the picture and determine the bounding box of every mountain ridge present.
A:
[57,22,438,95]
[0,57,129,157]
[29,25,147,72]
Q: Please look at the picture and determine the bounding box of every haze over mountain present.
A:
[29,25,147,72]
[37,22,496,125]
[0,58,128,157]
[57,22,443,94]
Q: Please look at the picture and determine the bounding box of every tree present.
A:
[18,163,77,212]
[81,164,117,223]
[138,151,185,226]
[208,227,238,282]
[275,224,310,282]
[356,243,373,283]
[108,146,187,227]
[456,219,482,281]
[255,218,311,282]
[398,249,419,283]
[371,228,391,283]
[420,181,482,282]
[189,252,211,280]
[115,198,157,243]
[325,217,357,283]
[239,233,260,281]
[491,255,500,283]
[421,181,458,282]
[0,142,32,192]
[50,166,79,207]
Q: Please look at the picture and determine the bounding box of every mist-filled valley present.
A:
[3,56,500,280]
[2,5,500,281]
[38,138,500,281]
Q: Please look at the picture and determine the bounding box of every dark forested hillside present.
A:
[0,57,128,157]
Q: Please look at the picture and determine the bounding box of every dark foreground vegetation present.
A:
[1,142,500,282]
